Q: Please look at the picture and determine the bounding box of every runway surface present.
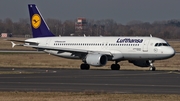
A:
[0,68,179,94]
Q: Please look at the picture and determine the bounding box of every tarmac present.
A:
[0,68,179,94]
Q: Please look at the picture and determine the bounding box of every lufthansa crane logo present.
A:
[31,14,41,29]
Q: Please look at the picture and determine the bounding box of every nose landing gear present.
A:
[149,66,156,71]
[149,60,156,71]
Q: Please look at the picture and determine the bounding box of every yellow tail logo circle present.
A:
[31,14,41,29]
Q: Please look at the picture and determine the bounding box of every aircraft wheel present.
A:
[111,64,120,70]
[149,66,156,71]
[80,64,90,70]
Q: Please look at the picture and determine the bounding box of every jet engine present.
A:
[129,60,154,67]
[85,53,107,66]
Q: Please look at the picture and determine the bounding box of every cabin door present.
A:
[46,39,51,46]
[143,40,149,52]
[102,42,108,50]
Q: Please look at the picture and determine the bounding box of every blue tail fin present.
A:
[28,4,55,38]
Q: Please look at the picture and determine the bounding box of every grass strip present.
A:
[0,92,179,101]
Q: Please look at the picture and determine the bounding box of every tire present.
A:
[111,64,120,70]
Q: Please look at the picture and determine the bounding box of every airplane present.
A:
[10,4,175,71]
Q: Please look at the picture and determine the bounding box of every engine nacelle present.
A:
[129,60,153,67]
[86,53,107,66]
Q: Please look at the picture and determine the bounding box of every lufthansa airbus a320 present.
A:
[11,4,175,71]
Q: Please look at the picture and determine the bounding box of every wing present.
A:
[9,40,122,60]
[25,44,112,55]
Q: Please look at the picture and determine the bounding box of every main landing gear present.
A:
[80,61,121,70]
[80,63,90,70]
[111,61,120,70]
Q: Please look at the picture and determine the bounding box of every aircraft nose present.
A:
[167,47,175,58]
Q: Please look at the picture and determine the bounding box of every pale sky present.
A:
[0,0,180,24]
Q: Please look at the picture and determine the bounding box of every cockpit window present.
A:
[155,43,170,47]
[162,43,169,46]
[166,42,170,46]
[155,43,159,46]
[159,43,163,46]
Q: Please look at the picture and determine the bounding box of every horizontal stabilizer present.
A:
[11,41,24,48]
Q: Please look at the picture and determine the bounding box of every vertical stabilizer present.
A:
[28,4,55,38]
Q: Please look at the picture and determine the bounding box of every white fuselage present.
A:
[25,36,175,61]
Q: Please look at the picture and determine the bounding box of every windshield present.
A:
[155,43,170,47]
